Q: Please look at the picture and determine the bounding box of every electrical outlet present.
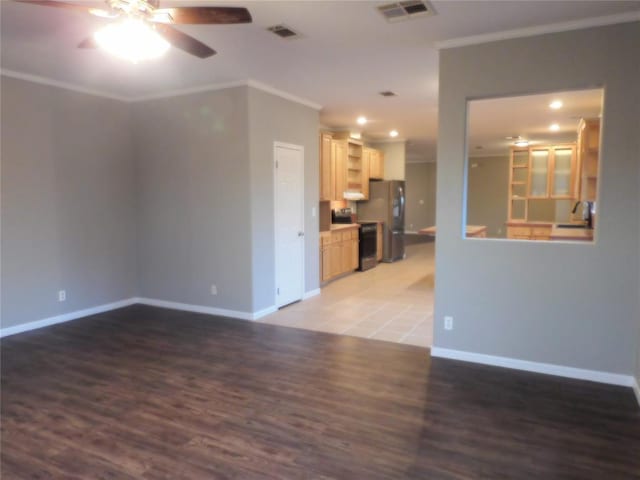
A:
[444,316,453,330]
[312,206,316,217]
[58,290,66,302]
[210,284,217,296]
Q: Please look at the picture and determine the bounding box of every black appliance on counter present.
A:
[358,222,378,271]
[331,207,353,224]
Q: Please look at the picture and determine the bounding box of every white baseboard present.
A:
[633,377,640,407]
[303,288,321,300]
[430,347,635,387]
[0,298,137,338]
[251,305,278,320]
[135,297,258,321]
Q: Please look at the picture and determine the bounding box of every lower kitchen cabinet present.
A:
[376,223,383,261]
[506,223,552,240]
[319,227,359,283]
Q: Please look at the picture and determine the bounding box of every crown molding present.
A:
[435,11,640,50]
[0,69,323,111]
[246,80,322,111]
[132,79,322,110]
[129,80,248,102]
[0,69,130,102]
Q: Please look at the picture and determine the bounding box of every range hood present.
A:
[343,191,365,201]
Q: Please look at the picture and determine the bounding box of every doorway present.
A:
[274,142,305,308]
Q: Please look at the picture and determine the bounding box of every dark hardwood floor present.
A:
[1,305,639,479]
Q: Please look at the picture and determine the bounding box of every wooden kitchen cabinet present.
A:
[320,227,359,283]
[319,132,382,202]
[369,148,384,180]
[376,223,383,261]
[319,132,333,201]
[351,229,359,270]
[506,223,552,240]
[362,148,371,200]
[508,144,577,224]
[331,139,348,201]
[332,132,364,199]
[577,118,600,202]
[320,233,331,282]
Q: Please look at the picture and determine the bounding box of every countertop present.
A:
[329,223,359,232]
[549,226,594,241]
[419,225,487,237]
[505,221,554,227]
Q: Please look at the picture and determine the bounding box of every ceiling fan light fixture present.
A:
[94,19,170,63]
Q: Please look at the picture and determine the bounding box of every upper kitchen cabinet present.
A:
[577,118,600,202]
[366,147,385,180]
[508,144,577,223]
[318,131,348,202]
[318,132,384,202]
[319,132,333,201]
[333,132,364,198]
[550,146,576,198]
[331,137,349,200]
[525,145,577,200]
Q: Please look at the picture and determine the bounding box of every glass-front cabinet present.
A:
[529,149,550,197]
[507,144,577,224]
[509,149,529,221]
[551,147,575,198]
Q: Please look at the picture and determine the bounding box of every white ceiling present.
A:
[2,1,639,162]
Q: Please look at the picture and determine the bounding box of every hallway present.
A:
[258,240,434,347]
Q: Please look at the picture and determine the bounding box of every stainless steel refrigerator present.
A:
[358,180,405,262]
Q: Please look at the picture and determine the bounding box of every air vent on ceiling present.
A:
[267,24,300,39]
[379,91,397,97]
[377,1,436,23]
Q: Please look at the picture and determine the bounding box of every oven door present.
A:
[359,224,378,271]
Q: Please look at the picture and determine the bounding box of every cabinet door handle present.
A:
[298,231,305,237]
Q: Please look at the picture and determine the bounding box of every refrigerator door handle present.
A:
[398,186,405,221]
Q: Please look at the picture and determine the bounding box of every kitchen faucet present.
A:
[572,201,594,229]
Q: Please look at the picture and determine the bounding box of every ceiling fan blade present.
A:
[154,24,216,59]
[151,7,252,25]
[78,36,97,49]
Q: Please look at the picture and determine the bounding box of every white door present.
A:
[274,142,304,308]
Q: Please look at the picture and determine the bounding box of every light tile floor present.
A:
[257,240,435,348]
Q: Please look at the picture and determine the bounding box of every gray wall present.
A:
[133,86,319,314]
[1,77,137,328]
[371,141,406,180]
[434,22,640,375]
[247,88,320,311]
[133,87,254,312]
[405,162,436,232]
[467,155,509,237]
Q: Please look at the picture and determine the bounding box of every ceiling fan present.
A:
[15,0,252,60]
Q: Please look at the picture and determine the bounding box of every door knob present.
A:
[298,231,305,237]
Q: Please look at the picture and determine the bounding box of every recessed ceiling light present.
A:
[549,100,563,109]
[357,116,367,125]
[514,140,529,147]
[389,130,399,138]
[549,123,560,132]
